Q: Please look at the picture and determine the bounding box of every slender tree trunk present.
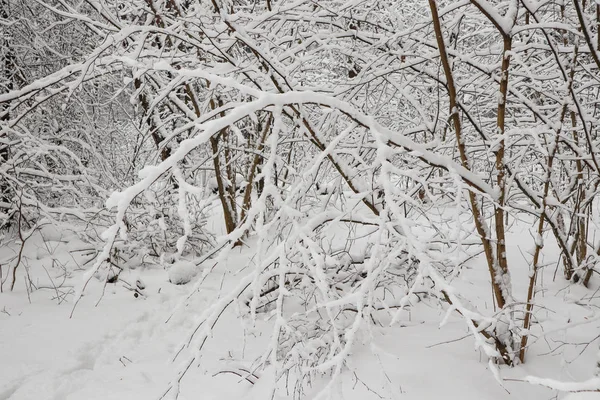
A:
[429,0,512,364]
[217,99,238,226]
[134,79,171,161]
[520,46,580,362]
[493,36,512,300]
[597,3,600,52]
[240,114,272,224]
[210,134,237,235]
[429,0,510,310]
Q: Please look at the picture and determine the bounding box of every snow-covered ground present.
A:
[1,220,599,400]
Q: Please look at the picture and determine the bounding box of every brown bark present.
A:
[492,36,512,305]
[240,114,273,224]
[132,0,175,162]
[429,0,510,310]
[573,0,600,71]
[185,78,238,235]
[210,134,237,235]
[571,112,588,281]
[520,47,579,363]
[160,0,239,235]
[597,4,600,52]
[217,99,238,226]
[134,79,171,161]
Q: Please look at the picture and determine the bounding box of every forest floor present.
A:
[1,217,599,400]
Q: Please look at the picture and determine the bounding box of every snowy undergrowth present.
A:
[1,211,599,400]
[2,1,600,398]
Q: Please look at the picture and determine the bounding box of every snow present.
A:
[524,376,600,392]
[2,1,600,399]
[167,260,199,285]
[564,394,600,400]
[1,214,598,400]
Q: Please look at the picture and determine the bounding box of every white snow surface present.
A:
[564,394,600,400]
[1,221,599,400]
[167,260,199,285]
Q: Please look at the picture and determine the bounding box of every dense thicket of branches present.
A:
[1,0,600,397]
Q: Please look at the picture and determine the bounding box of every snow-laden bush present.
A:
[4,0,600,398]
[167,259,199,285]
